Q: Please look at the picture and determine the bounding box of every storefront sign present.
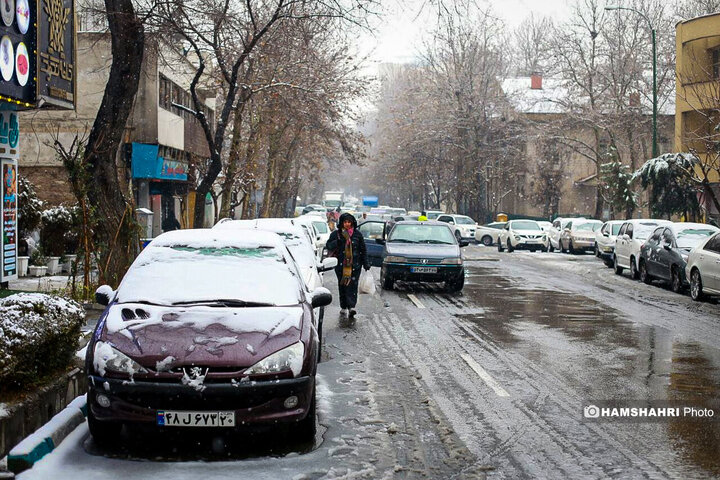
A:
[131,143,188,181]
[1,157,17,281]
[0,0,35,107]
[0,109,18,158]
[37,0,75,109]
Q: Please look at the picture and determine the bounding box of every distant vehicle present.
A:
[322,191,344,210]
[302,204,325,215]
[475,221,507,246]
[86,229,331,446]
[559,219,602,254]
[294,206,305,217]
[497,219,548,252]
[376,221,467,292]
[639,223,719,293]
[595,220,625,260]
[385,207,407,217]
[425,210,445,220]
[436,214,477,242]
[686,231,720,301]
[613,219,672,278]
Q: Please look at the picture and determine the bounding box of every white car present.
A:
[293,215,322,255]
[548,217,583,252]
[595,220,625,260]
[475,221,507,246]
[302,216,331,258]
[437,214,477,242]
[538,221,553,233]
[497,219,548,252]
[686,231,720,301]
[559,219,602,254]
[613,219,671,278]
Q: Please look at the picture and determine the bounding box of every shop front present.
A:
[130,142,190,237]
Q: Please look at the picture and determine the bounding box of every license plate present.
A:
[411,266,437,273]
[157,410,236,427]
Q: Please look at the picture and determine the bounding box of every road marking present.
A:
[459,353,510,397]
[407,294,425,309]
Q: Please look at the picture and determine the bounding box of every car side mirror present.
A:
[603,231,610,237]
[663,244,672,251]
[375,238,386,245]
[459,240,469,247]
[449,221,455,225]
[311,287,332,308]
[95,285,115,306]
[319,257,337,272]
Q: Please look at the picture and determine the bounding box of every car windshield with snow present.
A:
[85,229,331,446]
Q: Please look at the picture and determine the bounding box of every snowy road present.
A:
[19,245,720,479]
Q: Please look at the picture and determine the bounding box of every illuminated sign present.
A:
[0,0,35,107]
[37,0,75,109]
[2,157,17,281]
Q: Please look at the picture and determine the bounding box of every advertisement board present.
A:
[1,157,17,281]
[0,0,36,106]
[37,0,75,109]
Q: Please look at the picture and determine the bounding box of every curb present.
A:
[6,395,87,474]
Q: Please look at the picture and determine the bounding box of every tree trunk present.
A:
[83,0,144,287]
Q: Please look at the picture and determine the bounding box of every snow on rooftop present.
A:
[150,228,285,250]
[502,77,569,114]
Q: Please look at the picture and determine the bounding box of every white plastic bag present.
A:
[359,269,376,294]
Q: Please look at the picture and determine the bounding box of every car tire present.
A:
[561,240,567,253]
[569,241,576,255]
[671,266,683,293]
[594,244,600,258]
[548,243,554,253]
[455,230,462,242]
[639,259,652,284]
[481,235,492,246]
[613,255,623,275]
[630,257,640,280]
[507,240,514,252]
[317,321,323,363]
[542,245,548,252]
[294,385,317,442]
[381,268,394,290]
[88,409,122,448]
[497,241,504,252]
[446,275,464,292]
[690,269,705,301]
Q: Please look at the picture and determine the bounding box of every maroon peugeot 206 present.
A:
[85,229,332,446]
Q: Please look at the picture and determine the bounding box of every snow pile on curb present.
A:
[0,293,85,386]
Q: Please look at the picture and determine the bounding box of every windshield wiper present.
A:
[171,299,275,307]
[420,239,453,244]
[389,239,418,243]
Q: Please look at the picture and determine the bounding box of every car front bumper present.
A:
[383,263,464,283]
[570,238,595,250]
[88,374,314,426]
[510,238,548,249]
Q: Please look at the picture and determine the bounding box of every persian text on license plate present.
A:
[411,266,437,273]
[157,410,235,427]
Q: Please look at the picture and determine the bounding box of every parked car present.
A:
[548,217,580,252]
[475,221,507,246]
[302,204,325,215]
[595,220,625,260]
[436,214,477,242]
[376,221,466,291]
[86,229,332,446]
[639,223,719,292]
[559,219,603,254]
[613,219,672,278]
[425,210,445,220]
[538,221,553,233]
[497,219,548,252]
[686,231,720,301]
[304,217,331,258]
[357,219,387,267]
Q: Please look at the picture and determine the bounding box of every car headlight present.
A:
[441,258,462,265]
[681,253,689,262]
[385,255,407,263]
[244,342,305,377]
[93,341,148,377]
[514,235,521,240]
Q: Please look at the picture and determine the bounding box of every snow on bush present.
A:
[0,293,85,390]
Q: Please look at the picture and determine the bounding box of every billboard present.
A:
[37,0,75,109]
[0,0,36,106]
[2,157,17,281]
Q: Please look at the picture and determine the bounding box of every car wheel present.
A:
[507,239,514,252]
[671,266,683,293]
[88,409,122,448]
[613,255,623,275]
[294,385,317,442]
[317,321,323,363]
[497,241,504,252]
[455,230,462,242]
[381,267,394,290]
[542,245,548,253]
[561,240,567,253]
[548,242,554,253]
[481,235,492,246]
[639,260,652,284]
[594,244,600,258]
[690,269,704,301]
[446,274,464,292]
[630,257,640,280]
[568,240,576,254]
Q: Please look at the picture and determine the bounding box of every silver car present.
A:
[559,219,602,254]
[686,231,720,301]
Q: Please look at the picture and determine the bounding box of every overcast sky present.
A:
[363,0,571,64]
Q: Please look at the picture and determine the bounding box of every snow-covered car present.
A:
[293,216,322,256]
[639,223,719,293]
[497,219,548,252]
[686,231,720,301]
[436,214,477,242]
[559,219,602,254]
[595,220,625,260]
[86,229,331,446]
[475,221,507,246]
[548,217,580,252]
[613,219,671,278]
[303,216,331,258]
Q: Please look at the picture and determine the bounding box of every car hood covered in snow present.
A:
[100,304,305,369]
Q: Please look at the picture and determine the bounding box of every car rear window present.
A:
[676,228,717,248]
[456,216,475,225]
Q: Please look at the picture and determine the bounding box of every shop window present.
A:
[713,48,720,80]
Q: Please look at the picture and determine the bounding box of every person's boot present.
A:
[349,308,357,317]
[340,308,348,316]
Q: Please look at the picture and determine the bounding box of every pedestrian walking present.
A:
[325,213,369,317]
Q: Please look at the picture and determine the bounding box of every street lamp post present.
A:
[605,6,658,158]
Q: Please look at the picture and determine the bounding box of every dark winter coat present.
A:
[326,213,369,271]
